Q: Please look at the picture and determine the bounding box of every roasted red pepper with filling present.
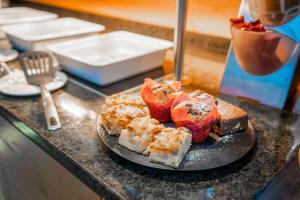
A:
[171,92,220,143]
[141,78,181,122]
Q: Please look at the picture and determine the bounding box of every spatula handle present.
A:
[0,61,12,74]
[40,85,61,131]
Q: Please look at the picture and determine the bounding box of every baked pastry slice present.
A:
[102,93,149,114]
[148,127,192,168]
[119,116,163,154]
[104,93,145,107]
[100,104,148,135]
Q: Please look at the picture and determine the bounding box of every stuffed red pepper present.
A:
[171,92,220,143]
[141,78,181,122]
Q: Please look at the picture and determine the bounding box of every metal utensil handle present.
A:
[0,61,12,74]
[40,85,61,131]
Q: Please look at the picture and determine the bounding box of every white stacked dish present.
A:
[0,7,57,25]
[0,7,58,40]
[47,31,173,85]
[1,17,105,51]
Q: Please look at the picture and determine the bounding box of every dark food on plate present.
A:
[141,78,181,122]
[230,16,266,32]
[99,79,249,168]
[215,99,248,136]
[171,92,220,143]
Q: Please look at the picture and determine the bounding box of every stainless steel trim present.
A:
[173,0,188,81]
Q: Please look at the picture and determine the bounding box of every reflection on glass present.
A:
[248,0,300,26]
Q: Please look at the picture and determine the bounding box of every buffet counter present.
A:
[0,2,300,200]
[0,61,299,199]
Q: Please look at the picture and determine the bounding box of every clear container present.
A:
[231,26,298,76]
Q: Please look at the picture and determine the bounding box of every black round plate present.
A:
[96,116,256,171]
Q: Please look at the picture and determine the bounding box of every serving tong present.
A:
[19,51,61,131]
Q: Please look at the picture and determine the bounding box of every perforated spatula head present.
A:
[19,51,61,131]
[19,51,54,86]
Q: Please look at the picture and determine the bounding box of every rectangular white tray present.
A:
[0,7,57,25]
[1,17,105,51]
[47,31,173,85]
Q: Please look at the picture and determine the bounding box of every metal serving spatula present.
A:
[19,51,61,130]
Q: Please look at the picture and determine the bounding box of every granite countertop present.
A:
[1,2,299,200]
[0,67,300,199]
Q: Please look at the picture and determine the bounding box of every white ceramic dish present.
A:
[1,17,105,52]
[0,7,57,25]
[0,70,67,96]
[0,7,57,40]
[0,48,18,62]
[47,31,173,85]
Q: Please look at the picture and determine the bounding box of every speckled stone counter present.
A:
[1,2,299,199]
[0,70,299,199]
